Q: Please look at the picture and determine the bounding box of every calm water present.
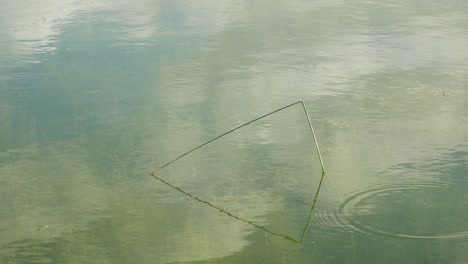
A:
[1,1,467,263]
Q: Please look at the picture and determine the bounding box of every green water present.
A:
[1,1,467,263]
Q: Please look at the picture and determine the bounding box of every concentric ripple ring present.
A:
[338,182,468,240]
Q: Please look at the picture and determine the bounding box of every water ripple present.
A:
[311,207,351,237]
[338,181,468,240]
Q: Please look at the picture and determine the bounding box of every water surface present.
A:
[1,0,467,263]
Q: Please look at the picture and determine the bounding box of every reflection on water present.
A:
[341,182,468,239]
[152,102,325,242]
[0,141,254,263]
[1,0,468,263]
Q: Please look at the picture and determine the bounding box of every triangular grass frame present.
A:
[150,101,325,243]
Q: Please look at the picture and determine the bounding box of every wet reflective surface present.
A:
[1,0,467,263]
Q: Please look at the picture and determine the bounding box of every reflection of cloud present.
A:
[1,1,102,61]
[0,141,109,254]
[0,0,161,68]
[107,1,161,46]
[0,139,254,263]
[0,0,250,63]
[181,0,247,34]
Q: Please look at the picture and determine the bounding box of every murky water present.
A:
[1,0,467,263]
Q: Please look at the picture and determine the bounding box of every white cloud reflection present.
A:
[0,140,256,263]
[1,1,98,61]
